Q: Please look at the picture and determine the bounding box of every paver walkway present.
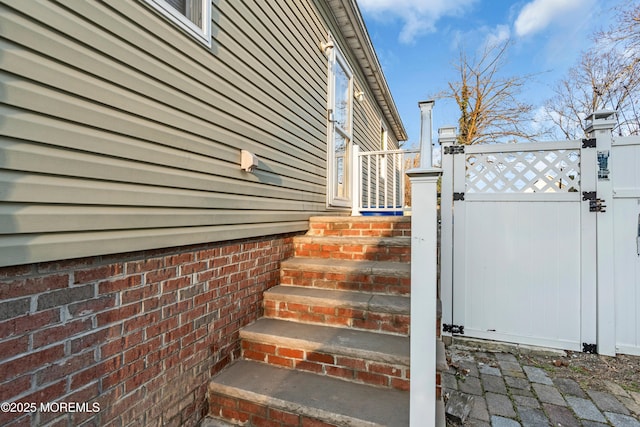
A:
[444,344,640,427]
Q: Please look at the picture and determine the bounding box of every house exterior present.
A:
[0,0,407,426]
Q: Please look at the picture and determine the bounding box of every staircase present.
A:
[205,216,435,427]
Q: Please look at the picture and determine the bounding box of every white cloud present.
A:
[514,0,594,37]
[358,0,478,44]
[484,24,511,48]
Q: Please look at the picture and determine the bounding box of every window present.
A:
[144,0,211,46]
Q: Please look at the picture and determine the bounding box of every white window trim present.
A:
[380,121,388,151]
[380,120,389,180]
[143,0,211,47]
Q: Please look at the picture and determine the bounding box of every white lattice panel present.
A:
[466,149,580,193]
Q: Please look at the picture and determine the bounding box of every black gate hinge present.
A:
[583,192,606,212]
[589,199,607,212]
[443,324,465,334]
[444,145,465,155]
[582,138,596,148]
[453,192,465,201]
[582,343,598,354]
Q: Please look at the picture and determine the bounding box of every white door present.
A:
[327,46,353,207]
[613,137,640,355]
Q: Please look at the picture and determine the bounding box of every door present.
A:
[327,46,353,207]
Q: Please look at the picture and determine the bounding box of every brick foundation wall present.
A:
[0,234,297,427]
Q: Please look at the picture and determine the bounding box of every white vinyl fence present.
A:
[439,111,640,356]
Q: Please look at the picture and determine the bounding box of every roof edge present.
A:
[327,0,408,141]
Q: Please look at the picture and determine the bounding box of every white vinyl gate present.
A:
[612,136,640,356]
[440,111,640,355]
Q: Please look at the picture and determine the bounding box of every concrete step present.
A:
[280,257,410,295]
[308,215,411,237]
[208,360,409,427]
[263,285,410,335]
[199,417,235,427]
[240,318,409,390]
[293,235,411,262]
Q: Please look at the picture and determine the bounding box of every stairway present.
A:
[205,216,421,427]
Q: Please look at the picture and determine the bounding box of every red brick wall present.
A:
[0,234,297,427]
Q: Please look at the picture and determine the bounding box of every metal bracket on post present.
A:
[582,343,598,354]
[453,193,465,201]
[589,199,607,213]
[583,192,606,212]
[582,191,596,201]
[582,138,596,148]
[444,145,465,155]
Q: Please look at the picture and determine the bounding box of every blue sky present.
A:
[358,0,627,150]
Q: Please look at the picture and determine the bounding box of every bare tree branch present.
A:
[546,2,640,138]
[437,40,546,145]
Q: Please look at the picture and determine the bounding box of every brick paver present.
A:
[532,383,566,406]
[588,390,631,415]
[553,377,587,398]
[482,374,507,394]
[486,392,516,418]
[522,366,553,385]
[444,344,640,426]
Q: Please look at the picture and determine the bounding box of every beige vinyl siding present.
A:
[351,80,401,210]
[352,81,399,152]
[0,0,335,267]
[0,0,400,267]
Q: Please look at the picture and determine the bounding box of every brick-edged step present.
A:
[240,317,409,390]
[307,216,411,237]
[280,257,411,295]
[294,235,410,262]
[263,285,410,335]
[208,360,409,427]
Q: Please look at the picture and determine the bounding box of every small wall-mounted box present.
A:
[240,150,259,172]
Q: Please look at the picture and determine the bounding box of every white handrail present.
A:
[354,148,419,215]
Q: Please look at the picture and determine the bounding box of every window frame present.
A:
[143,0,212,47]
[327,43,354,208]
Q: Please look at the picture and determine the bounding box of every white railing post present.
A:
[419,100,435,169]
[586,110,617,356]
[438,126,457,337]
[407,166,442,427]
[351,144,361,216]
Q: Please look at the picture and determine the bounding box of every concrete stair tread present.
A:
[200,417,235,427]
[209,359,409,427]
[281,257,410,276]
[241,317,409,365]
[295,235,411,246]
[265,285,410,315]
